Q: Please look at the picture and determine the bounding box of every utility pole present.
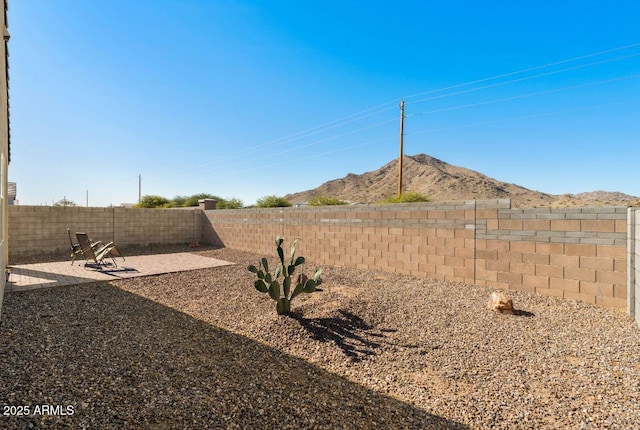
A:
[86,190,88,207]
[138,174,141,204]
[398,99,405,197]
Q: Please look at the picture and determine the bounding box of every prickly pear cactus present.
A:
[247,236,323,315]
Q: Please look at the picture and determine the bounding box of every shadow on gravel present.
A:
[289,310,384,362]
[0,285,470,430]
[514,309,536,317]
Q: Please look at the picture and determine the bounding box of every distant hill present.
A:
[285,154,640,208]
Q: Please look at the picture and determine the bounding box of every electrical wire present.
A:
[169,98,636,186]
[146,42,639,187]
[157,69,639,181]
[405,52,640,106]
[406,99,638,137]
[157,116,398,180]
[407,74,640,117]
[402,42,640,101]
[159,43,639,179]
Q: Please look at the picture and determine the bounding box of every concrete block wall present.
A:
[628,208,639,325]
[475,206,628,309]
[8,206,202,257]
[204,200,629,310]
[7,201,631,311]
[204,200,479,284]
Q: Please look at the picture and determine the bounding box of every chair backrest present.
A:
[75,232,97,262]
[67,228,75,249]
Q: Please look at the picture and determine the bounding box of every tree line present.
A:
[136,193,243,209]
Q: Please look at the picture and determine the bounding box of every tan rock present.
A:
[488,292,515,314]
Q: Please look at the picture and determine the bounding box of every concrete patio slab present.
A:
[5,252,234,293]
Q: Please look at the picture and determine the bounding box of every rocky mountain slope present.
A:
[285,154,639,208]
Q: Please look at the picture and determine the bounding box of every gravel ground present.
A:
[1,247,640,429]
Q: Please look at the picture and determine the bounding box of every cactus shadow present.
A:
[288,309,384,362]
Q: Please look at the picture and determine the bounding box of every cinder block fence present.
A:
[8,206,202,256]
[203,200,630,310]
[629,208,640,325]
[8,200,638,316]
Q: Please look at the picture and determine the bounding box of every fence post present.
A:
[628,208,636,320]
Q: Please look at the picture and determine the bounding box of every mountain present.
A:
[284,154,640,208]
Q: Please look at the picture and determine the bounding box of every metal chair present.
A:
[75,232,125,268]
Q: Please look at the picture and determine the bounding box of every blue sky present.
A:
[8,1,640,207]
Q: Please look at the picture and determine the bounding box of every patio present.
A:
[5,252,234,292]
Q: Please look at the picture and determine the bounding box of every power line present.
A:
[195,136,397,178]
[402,42,640,101]
[406,99,638,137]
[145,42,639,188]
[156,116,398,180]
[174,72,639,179]
[162,104,397,178]
[170,99,635,185]
[160,42,640,179]
[405,52,640,106]
[407,74,640,117]
[159,82,637,186]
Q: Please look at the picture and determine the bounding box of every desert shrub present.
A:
[183,193,220,207]
[217,198,243,209]
[256,195,292,208]
[169,195,188,207]
[136,193,243,209]
[307,195,348,206]
[53,198,77,207]
[378,191,430,204]
[136,195,171,208]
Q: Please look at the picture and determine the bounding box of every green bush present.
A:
[256,195,292,208]
[53,198,77,207]
[378,191,430,204]
[136,195,171,208]
[183,193,220,207]
[169,195,188,207]
[136,193,244,209]
[217,198,243,209]
[307,195,348,206]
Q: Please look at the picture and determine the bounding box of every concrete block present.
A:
[596,270,626,285]
[565,267,596,282]
[498,235,521,241]
[596,213,628,220]
[580,256,613,271]
[551,207,583,214]
[565,291,597,304]
[523,274,550,289]
[535,213,567,220]
[596,296,626,309]
[551,237,579,244]
[519,235,551,242]
[535,287,565,298]
[550,277,580,292]
[579,238,618,245]
[497,271,522,284]
[581,207,619,214]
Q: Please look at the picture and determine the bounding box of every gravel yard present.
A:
[1,247,640,429]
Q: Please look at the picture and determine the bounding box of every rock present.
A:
[488,292,515,314]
